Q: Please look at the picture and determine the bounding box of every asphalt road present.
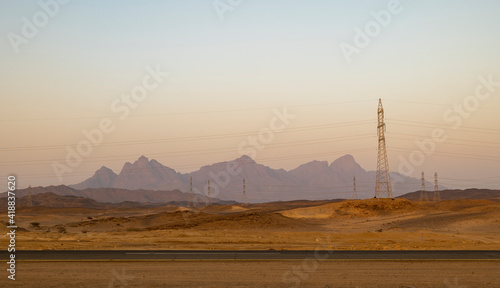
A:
[4,250,500,261]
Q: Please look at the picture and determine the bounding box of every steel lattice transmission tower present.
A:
[375,99,393,198]
[242,178,247,205]
[353,177,357,199]
[433,172,440,202]
[420,171,428,201]
[189,176,193,207]
[207,179,212,206]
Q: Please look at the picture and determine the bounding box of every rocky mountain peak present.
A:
[330,154,365,173]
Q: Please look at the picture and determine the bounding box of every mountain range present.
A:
[70,155,434,202]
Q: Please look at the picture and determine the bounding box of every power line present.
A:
[440,176,500,181]
[5,143,497,183]
[10,147,377,181]
[0,120,375,152]
[391,147,500,162]
[384,99,500,110]
[0,99,377,122]
[391,132,500,144]
[390,136,499,149]
[386,119,500,134]
[384,99,500,111]
[0,134,376,167]
[11,140,497,182]
[0,133,375,159]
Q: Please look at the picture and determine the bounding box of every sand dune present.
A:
[2,198,499,251]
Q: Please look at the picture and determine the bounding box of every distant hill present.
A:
[70,155,434,202]
[0,186,224,205]
[0,192,135,209]
[2,188,499,211]
[70,166,117,190]
[398,189,500,201]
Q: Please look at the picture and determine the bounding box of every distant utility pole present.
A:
[242,178,247,205]
[433,172,440,202]
[189,176,193,207]
[28,185,33,207]
[353,177,357,200]
[375,99,393,198]
[207,179,212,206]
[420,171,428,201]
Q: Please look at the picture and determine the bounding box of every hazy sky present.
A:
[1,0,499,190]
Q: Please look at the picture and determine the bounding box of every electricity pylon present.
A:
[189,176,193,207]
[207,179,212,206]
[353,177,357,199]
[242,178,247,205]
[433,172,440,201]
[420,171,428,201]
[375,99,393,198]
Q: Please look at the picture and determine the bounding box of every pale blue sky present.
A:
[1,0,499,190]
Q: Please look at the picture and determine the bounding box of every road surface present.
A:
[5,250,500,261]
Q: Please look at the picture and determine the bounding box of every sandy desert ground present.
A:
[1,198,499,250]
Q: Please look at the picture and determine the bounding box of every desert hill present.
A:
[0,192,165,209]
[66,211,312,233]
[398,189,500,201]
[0,186,226,205]
[9,197,500,251]
[0,192,109,209]
[3,186,499,210]
[280,198,418,219]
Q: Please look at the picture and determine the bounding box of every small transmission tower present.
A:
[206,179,212,206]
[189,176,193,207]
[420,171,428,201]
[28,185,33,207]
[433,172,440,202]
[242,178,247,205]
[375,99,393,198]
[353,177,357,199]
